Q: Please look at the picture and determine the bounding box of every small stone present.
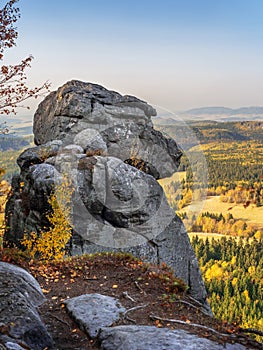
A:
[74,128,107,154]
[62,144,84,154]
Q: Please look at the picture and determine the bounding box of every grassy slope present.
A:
[180,195,263,230]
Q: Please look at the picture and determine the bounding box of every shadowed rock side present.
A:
[0,262,53,350]
[4,81,210,313]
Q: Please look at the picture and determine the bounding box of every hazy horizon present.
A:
[3,103,263,128]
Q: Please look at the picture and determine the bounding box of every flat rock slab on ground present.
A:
[64,293,126,337]
[98,325,247,350]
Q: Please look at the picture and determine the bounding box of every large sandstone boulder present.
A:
[0,262,53,350]
[33,80,156,146]
[4,81,210,312]
[33,80,182,179]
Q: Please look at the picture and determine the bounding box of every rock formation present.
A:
[4,80,210,312]
[0,262,53,350]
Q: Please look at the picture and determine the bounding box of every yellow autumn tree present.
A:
[22,177,73,261]
[205,262,224,282]
[0,169,10,245]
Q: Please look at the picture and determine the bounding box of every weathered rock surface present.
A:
[64,294,126,337]
[98,325,247,350]
[17,140,63,171]
[33,80,156,145]
[4,81,209,312]
[0,262,53,350]
[71,156,173,246]
[4,150,209,311]
[1,342,25,350]
[4,162,62,248]
[33,80,182,179]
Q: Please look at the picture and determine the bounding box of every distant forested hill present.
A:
[0,133,33,180]
[183,106,263,116]
[0,135,30,151]
[154,120,263,148]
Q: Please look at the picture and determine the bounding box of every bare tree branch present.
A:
[149,314,237,339]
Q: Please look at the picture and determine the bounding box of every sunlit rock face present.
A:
[33,80,181,179]
[4,80,211,313]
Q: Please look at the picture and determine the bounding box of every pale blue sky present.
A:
[4,0,263,115]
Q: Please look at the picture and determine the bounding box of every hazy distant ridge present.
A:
[184,106,263,115]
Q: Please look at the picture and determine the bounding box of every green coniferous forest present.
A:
[191,236,263,338]
[156,121,263,340]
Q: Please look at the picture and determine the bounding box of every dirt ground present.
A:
[1,251,262,350]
